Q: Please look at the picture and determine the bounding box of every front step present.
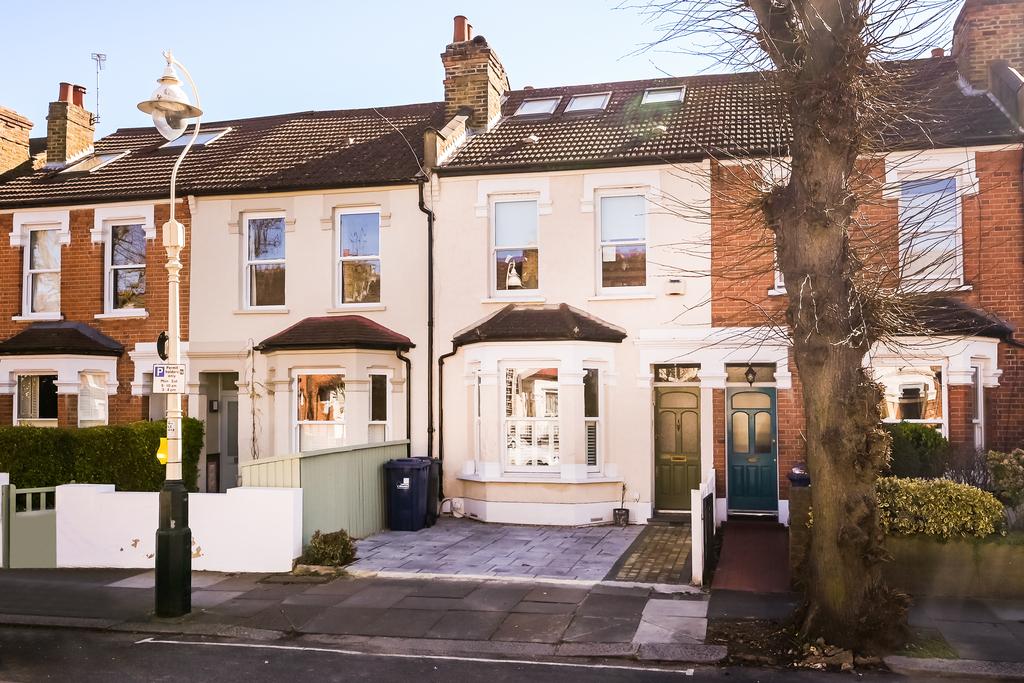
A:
[648,511,691,526]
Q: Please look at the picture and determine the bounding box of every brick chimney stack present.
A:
[952,0,1024,91]
[441,15,510,130]
[0,106,33,177]
[46,82,95,166]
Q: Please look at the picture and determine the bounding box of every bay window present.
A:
[599,195,646,289]
[17,374,58,425]
[368,372,388,443]
[875,365,945,431]
[244,214,286,307]
[25,228,61,315]
[295,373,345,451]
[78,372,108,427]
[504,367,559,471]
[108,223,147,310]
[584,368,600,470]
[899,177,962,289]
[338,211,381,305]
[493,200,539,293]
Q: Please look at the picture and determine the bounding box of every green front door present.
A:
[726,388,778,511]
[654,387,701,510]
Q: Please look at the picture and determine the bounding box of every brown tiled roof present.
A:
[256,315,414,352]
[0,102,446,209]
[442,57,1021,174]
[0,322,123,356]
[916,297,1014,340]
[452,304,627,346]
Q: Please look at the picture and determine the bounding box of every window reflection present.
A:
[874,365,944,427]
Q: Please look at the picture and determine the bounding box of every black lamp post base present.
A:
[155,479,191,618]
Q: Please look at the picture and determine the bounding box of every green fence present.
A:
[2,485,57,568]
[240,441,408,542]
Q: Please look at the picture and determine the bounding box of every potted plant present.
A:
[613,483,630,526]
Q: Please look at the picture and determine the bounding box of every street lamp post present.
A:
[138,52,203,618]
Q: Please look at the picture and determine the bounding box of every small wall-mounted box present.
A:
[664,278,686,295]
[209,400,220,413]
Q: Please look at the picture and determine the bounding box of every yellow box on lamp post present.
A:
[156,437,169,465]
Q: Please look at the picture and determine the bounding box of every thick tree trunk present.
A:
[764,18,907,645]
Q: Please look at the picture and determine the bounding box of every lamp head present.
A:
[137,52,203,141]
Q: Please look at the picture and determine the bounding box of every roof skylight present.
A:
[160,127,230,148]
[514,98,561,117]
[565,93,611,113]
[641,87,685,104]
[60,151,128,173]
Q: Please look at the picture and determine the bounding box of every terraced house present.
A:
[0,0,1022,525]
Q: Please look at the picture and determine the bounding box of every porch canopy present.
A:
[0,322,123,357]
[452,303,626,347]
[255,315,414,352]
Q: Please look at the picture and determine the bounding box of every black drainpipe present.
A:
[437,345,459,492]
[395,348,412,457]
[417,178,436,460]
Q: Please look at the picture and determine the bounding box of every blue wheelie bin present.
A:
[384,458,432,531]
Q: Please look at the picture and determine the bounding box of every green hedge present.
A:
[877,477,1005,540]
[884,422,949,479]
[987,449,1024,508]
[0,418,203,491]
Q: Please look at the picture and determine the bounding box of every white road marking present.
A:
[135,637,696,675]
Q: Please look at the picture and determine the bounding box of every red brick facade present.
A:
[709,148,1024,497]
[0,202,191,427]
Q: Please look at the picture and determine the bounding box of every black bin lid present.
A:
[384,458,432,470]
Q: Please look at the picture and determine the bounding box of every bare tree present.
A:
[630,0,977,650]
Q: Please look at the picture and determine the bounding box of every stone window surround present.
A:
[10,210,71,322]
[91,204,156,319]
[333,206,386,311]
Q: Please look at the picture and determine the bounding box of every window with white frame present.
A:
[642,86,684,104]
[566,93,610,113]
[599,195,646,289]
[368,373,389,443]
[874,365,945,432]
[899,177,962,289]
[78,372,108,427]
[16,374,58,425]
[295,373,345,452]
[584,368,600,470]
[970,365,984,450]
[25,227,61,315]
[504,367,559,471]
[244,214,286,307]
[108,223,147,311]
[493,200,539,293]
[514,98,560,116]
[338,212,381,304]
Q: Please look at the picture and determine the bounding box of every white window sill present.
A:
[457,473,623,484]
[588,293,656,302]
[481,296,546,304]
[898,283,973,294]
[12,314,63,322]
[233,307,291,315]
[767,287,787,297]
[327,304,386,314]
[95,310,149,320]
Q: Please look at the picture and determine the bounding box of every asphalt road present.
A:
[0,626,909,682]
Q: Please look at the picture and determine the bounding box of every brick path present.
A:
[606,525,693,584]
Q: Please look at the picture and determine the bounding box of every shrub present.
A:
[945,446,994,491]
[986,449,1024,508]
[884,423,949,479]
[876,477,1005,540]
[298,529,357,567]
[0,418,202,491]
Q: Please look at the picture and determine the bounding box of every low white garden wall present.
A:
[56,485,302,573]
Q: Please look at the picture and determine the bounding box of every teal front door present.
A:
[726,388,778,511]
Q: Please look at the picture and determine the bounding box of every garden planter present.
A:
[613,507,630,526]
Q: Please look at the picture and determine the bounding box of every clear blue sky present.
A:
[2,1,720,138]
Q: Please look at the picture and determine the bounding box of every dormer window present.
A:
[160,127,230,148]
[60,151,128,174]
[641,86,685,104]
[514,98,560,117]
[565,93,611,113]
